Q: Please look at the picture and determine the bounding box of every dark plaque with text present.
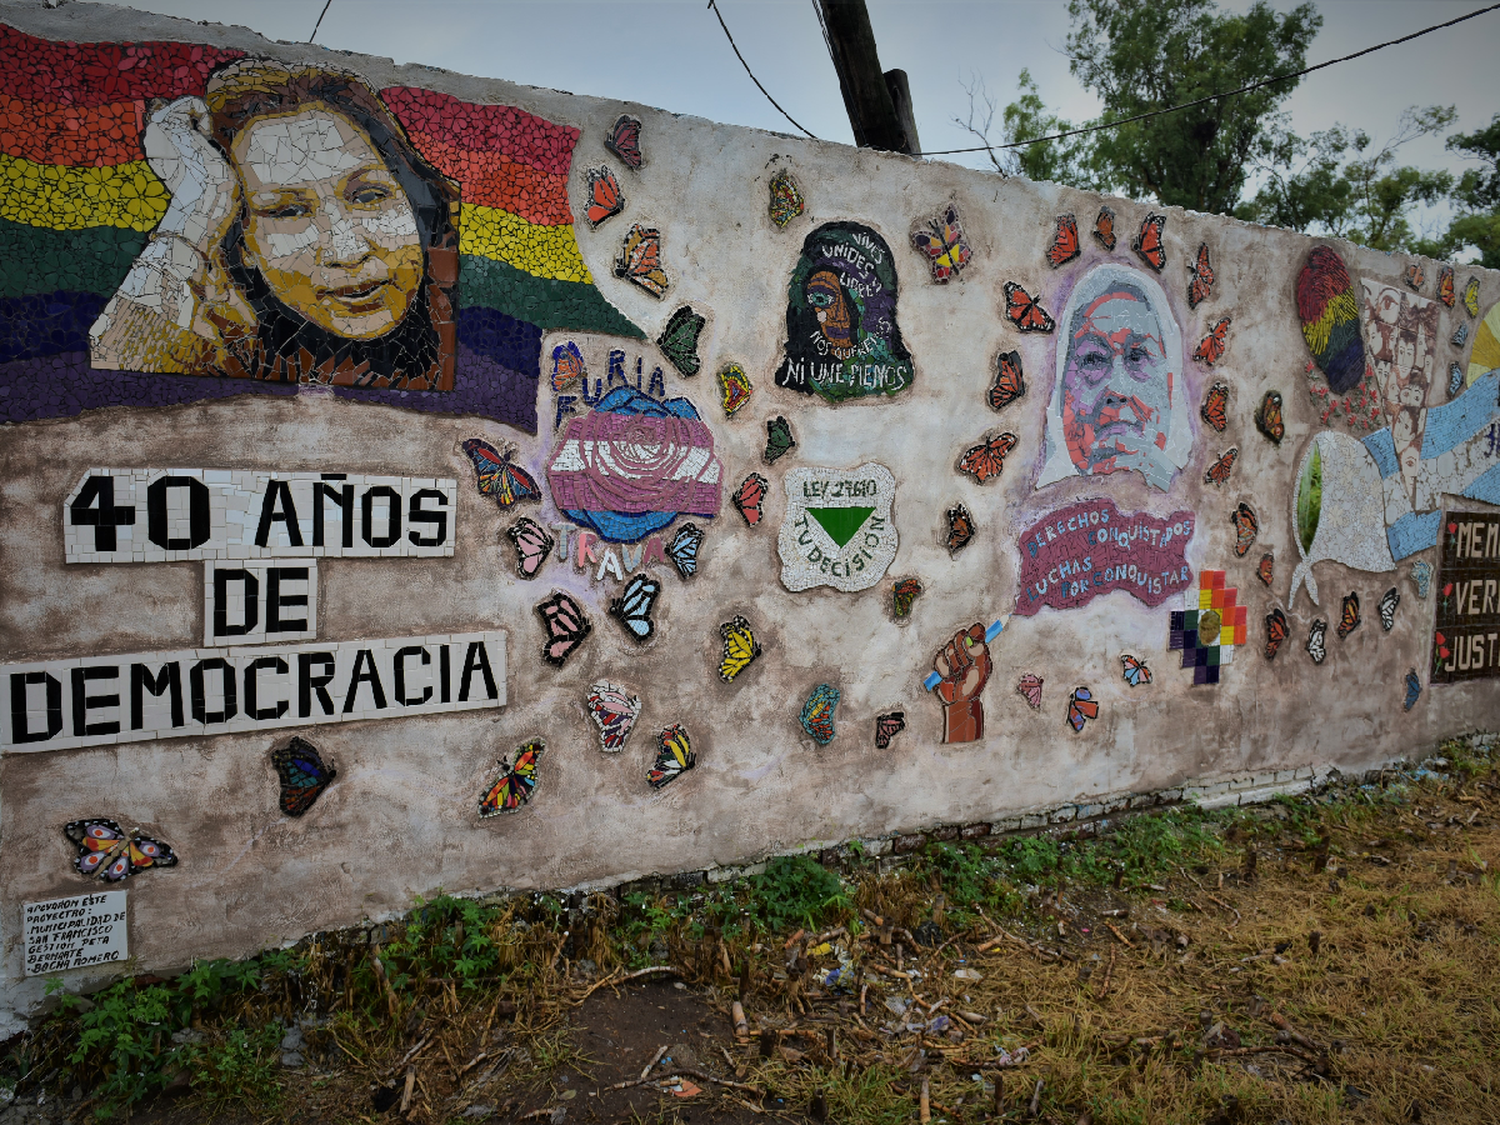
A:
[1432,512,1500,684]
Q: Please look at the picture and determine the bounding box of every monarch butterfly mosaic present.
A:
[988,350,1026,412]
[1046,213,1080,268]
[1002,282,1055,333]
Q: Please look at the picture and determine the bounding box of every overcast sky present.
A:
[101,0,1500,242]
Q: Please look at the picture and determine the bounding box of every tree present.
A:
[1237,106,1457,253]
[952,70,1091,185]
[1063,0,1321,214]
[1443,115,1500,267]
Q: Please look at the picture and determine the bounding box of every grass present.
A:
[4,733,1497,1123]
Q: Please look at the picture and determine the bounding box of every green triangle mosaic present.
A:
[807,506,875,548]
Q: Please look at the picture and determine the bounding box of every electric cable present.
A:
[708,0,820,139]
[915,2,1500,158]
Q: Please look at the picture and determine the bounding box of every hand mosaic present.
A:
[800,683,841,745]
[775,222,914,403]
[65,819,178,882]
[931,624,991,744]
[272,737,337,816]
[1035,265,1190,493]
[1167,570,1249,685]
[1404,263,1425,292]
[479,739,545,816]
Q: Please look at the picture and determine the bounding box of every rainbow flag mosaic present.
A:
[0,23,639,432]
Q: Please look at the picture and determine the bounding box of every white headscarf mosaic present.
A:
[1036,264,1190,492]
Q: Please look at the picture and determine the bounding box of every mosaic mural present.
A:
[774,221,914,403]
[4,12,1500,1008]
[1036,265,1190,492]
[0,25,638,432]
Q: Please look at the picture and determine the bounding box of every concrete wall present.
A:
[2,1,1497,1028]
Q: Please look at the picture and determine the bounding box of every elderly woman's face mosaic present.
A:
[1060,290,1173,476]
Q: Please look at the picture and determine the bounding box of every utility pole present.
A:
[816,0,920,156]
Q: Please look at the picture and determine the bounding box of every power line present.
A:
[707,0,819,140]
[915,2,1500,159]
[308,0,333,44]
